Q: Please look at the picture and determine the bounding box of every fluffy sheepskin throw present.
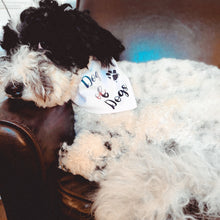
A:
[58,58,220,220]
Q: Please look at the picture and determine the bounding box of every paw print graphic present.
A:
[106,70,119,81]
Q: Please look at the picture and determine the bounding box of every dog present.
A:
[1,1,220,219]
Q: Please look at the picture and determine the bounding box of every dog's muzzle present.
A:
[5,81,24,98]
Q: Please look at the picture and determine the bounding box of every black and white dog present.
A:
[1,1,220,219]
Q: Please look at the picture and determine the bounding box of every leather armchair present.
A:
[0,0,220,219]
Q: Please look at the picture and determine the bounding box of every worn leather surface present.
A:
[78,0,220,68]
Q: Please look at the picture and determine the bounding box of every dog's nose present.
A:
[5,81,24,98]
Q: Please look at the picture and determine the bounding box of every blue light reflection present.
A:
[127,38,178,63]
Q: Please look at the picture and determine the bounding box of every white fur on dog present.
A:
[1,50,220,219]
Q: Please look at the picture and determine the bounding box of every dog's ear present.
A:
[1,25,19,54]
[68,9,125,67]
[37,7,125,69]
[40,8,125,69]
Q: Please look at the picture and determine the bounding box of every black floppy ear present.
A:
[1,24,19,54]
[71,9,125,67]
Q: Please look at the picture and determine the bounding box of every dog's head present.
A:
[1,0,125,69]
[0,0,125,107]
[0,45,80,107]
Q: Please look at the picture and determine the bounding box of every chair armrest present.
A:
[0,98,75,220]
[0,120,47,220]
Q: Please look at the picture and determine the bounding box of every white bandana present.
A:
[74,58,137,114]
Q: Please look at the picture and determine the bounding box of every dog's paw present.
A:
[58,131,112,181]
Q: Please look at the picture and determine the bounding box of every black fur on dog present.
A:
[0,0,125,70]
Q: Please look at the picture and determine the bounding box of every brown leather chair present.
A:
[0,0,220,219]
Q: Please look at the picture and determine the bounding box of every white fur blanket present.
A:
[59,58,220,220]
